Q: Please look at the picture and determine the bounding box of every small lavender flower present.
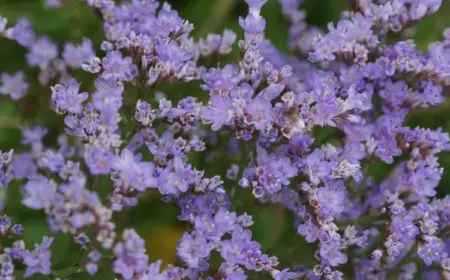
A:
[11,18,35,47]
[11,224,23,234]
[198,29,237,56]
[0,170,10,187]
[82,57,102,73]
[0,254,15,279]
[0,71,28,100]
[246,98,274,130]
[111,149,156,193]
[101,50,137,81]
[26,36,58,66]
[86,262,98,275]
[177,233,211,268]
[113,229,149,279]
[201,95,234,131]
[51,80,89,114]
[272,268,301,280]
[85,250,101,275]
[85,147,113,175]
[418,236,444,265]
[38,150,65,173]
[22,236,53,277]
[92,78,123,113]
[21,126,48,145]
[0,215,11,234]
[239,13,266,34]
[311,180,346,218]
[245,0,268,11]
[22,176,56,210]
[62,38,96,68]
[226,164,239,180]
[100,41,113,51]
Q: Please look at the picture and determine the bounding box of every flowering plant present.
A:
[1,0,450,279]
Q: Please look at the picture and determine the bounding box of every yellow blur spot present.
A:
[144,226,185,268]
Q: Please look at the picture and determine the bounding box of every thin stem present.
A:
[51,266,80,278]
[336,212,389,227]
[50,246,89,278]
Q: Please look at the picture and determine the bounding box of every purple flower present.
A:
[51,80,89,114]
[57,134,75,157]
[201,95,234,131]
[22,177,56,210]
[272,268,301,280]
[217,263,247,280]
[111,149,156,192]
[245,0,268,10]
[22,236,53,277]
[0,255,15,279]
[1,0,450,278]
[0,71,28,100]
[113,229,149,280]
[5,240,26,260]
[11,224,24,234]
[157,157,193,195]
[152,6,185,36]
[38,150,65,173]
[89,250,101,262]
[86,262,98,275]
[297,220,320,243]
[21,126,48,145]
[319,240,347,267]
[312,180,346,218]
[135,100,155,126]
[418,236,444,265]
[12,18,36,47]
[92,78,124,113]
[201,65,242,94]
[62,38,96,68]
[154,39,192,64]
[246,98,274,130]
[371,249,383,260]
[239,14,266,34]
[0,170,10,187]
[26,37,58,66]
[101,50,137,81]
[198,29,237,56]
[384,235,405,258]
[0,215,11,234]
[177,233,211,268]
[85,251,100,273]
[85,147,113,175]
[101,41,113,51]
[248,147,298,194]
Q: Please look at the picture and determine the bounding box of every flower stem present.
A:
[51,266,80,278]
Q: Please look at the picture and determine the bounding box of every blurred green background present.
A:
[0,0,450,279]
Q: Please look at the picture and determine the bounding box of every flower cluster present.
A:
[0,0,450,279]
[0,215,52,279]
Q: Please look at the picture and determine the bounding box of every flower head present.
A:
[0,71,28,100]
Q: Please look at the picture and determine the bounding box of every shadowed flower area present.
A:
[0,0,450,279]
